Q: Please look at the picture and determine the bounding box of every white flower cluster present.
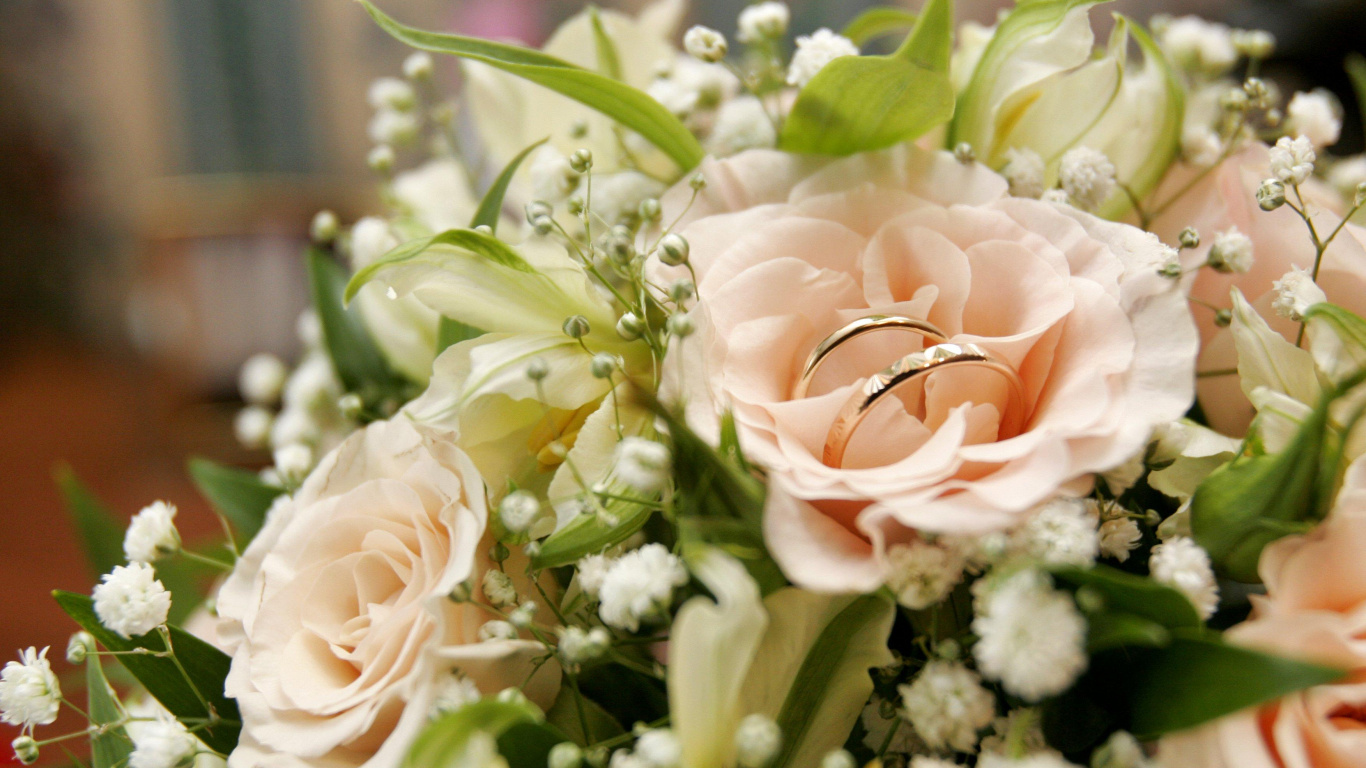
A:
[787,29,858,87]
[884,540,965,609]
[596,544,688,632]
[1149,537,1219,619]
[1272,267,1327,322]
[899,660,995,752]
[1269,135,1316,186]
[92,562,172,639]
[973,570,1087,701]
[0,647,61,729]
[1058,147,1116,211]
[123,500,180,564]
[128,712,199,768]
[1010,499,1099,567]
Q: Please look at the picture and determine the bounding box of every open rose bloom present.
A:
[217,420,557,768]
[660,145,1198,590]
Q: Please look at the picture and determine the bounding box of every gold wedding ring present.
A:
[822,343,1026,468]
[794,315,949,399]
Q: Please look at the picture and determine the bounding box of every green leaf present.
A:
[53,591,240,755]
[1083,611,1172,654]
[405,698,567,768]
[1190,378,1349,582]
[346,229,534,304]
[361,1,703,170]
[779,0,953,155]
[471,138,548,234]
[769,595,896,768]
[55,464,126,580]
[545,686,625,746]
[1123,634,1346,739]
[436,318,486,356]
[531,497,654,569]
[1347,53,1366,138]
[841,7,918,47]
[187,458,282,543]
[587,6,623,81]
[1052,565,1202,629]
[308,248,402,394]
[87,655,134,768]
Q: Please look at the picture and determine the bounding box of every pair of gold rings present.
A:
[794,315,1026,468]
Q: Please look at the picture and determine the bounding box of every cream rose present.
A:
[1159,458,1366,767]
[217,419,558,768]
[658,145,1198,591]
[1148,143,1366,433]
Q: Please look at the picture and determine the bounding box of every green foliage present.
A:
[588,6,623,81]
[308,248,411,400]
[346,229,535,305]
[361,1,703,170]
[187,457,282,544]
[779,0,954,155]
[531,496,655,569]
[841,7,919,47]
[1347,53,1366,137]
[405,698,568,768]
[55,464,126,580]
[1052,565,1202,629]
[53,592,240,755]
[545,686,626,745]
[470,138,547,234]
[86,655,134,768]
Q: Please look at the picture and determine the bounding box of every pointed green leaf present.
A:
[361,2,703,170]
[1083,611,1172,654]
[531,497,654,569]
[1052,565,1202,629]
[1347,53,1366,138]
[55,464,126,580]
[345,229,535,304]
[1124,634,1346,739]
[53,591,240,755]
[841,7,918,47]
[308,247,403,394]
[545,686,625,746]
[470,137,548,234]
[435,318,485,355]
[87,655,134,768]
[187,457,282,543]
[588,6,623,81]
[779,0,954,155]
[405,698,568,768]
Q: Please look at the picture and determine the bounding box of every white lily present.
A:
[950,3,1183,218]
[669,549,895,768]
[464,0,686,189]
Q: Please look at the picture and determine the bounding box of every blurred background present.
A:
[0,0,1362,758]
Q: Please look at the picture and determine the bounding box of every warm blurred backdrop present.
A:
[0,0,1363,760]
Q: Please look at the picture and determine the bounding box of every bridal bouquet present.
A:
[9,1,1366,766]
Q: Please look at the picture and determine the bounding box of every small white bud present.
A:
[734,714,782,768]
[953,142,976,163]
[684,26,728,63]
[482,569,518,608]
[1286,89,1342,149]
[310,210,339,244]
[787,29,858,87]
[11,736,38,765]
[478,621,518,642]
[123,500,181,564]
[1270,135,1316,186]
[1098,518,1143,562]
[1207,227,1254,273]
[657,233,690,266]
[402,52,434,81]
[1272,267,1327,322]
[1257,178,1287,210]
[549,743,584,768]
[1178,227,1201,249]
[368,109,420,146]
[1058,146,1116,211]
[499,491,540,534]
[1232,28,1276,60]
[234,406,274,449]
[273,443,313,484]
[614,438,671,493]
[819,751,855,768]
[569,148,593,174]
[1002,148,1045,199]
[635,729,682,768]
[92,563,172,638]
[1159,16,1237,76]
[338,392,364,420]
[526,357,550,381]
[669,279,696,303]
[368,144,395,174]
[239,353,287,406]
[508,602,537,628]
[590,352,619,380]
[738,2,790,43]
[616,312,646,340]
[667,313,695,338]
[66,632,94,665]
[368,77,416,111]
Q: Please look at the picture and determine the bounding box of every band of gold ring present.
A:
[822,343,1026,468]
[794,315,949,400]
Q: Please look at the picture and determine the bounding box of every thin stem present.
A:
[566,672,594,744]
[157,627,216,723]
[178,549,234,571]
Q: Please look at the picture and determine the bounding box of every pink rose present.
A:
[217,419,558,768]
[658,145,1198,591]
[1159,458,1366,767]
[1148,143,1366,433]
